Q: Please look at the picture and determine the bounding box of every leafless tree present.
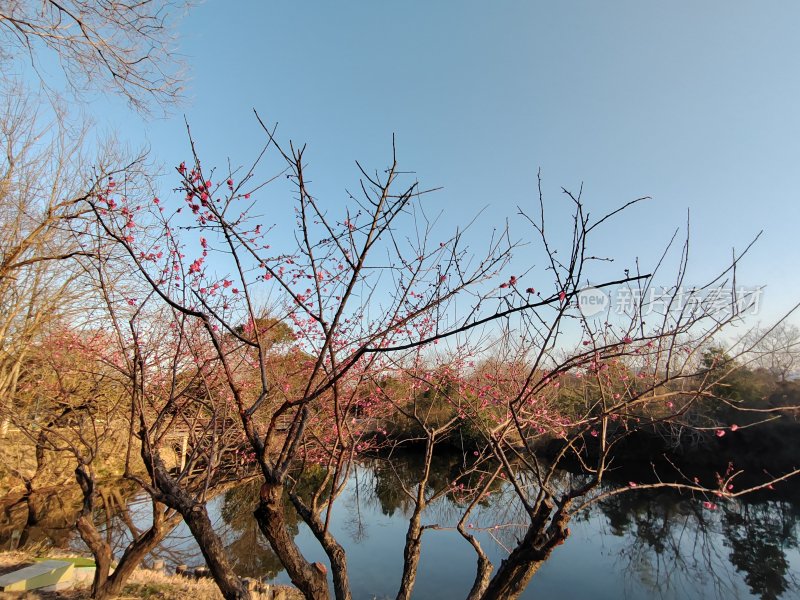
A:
[742,322,800,382]
[0,85,141,438]
[0,0,189,112]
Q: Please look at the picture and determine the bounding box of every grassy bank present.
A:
[0,552,302,599]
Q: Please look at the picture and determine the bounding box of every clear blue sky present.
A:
[81,1,800,328]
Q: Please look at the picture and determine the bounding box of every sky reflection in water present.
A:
[106,456,800,600]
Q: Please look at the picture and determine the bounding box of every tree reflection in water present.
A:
[219,480,288,579]
[586,490,799,600]
[353,454,800,600]
[723,500,799,600]
[59,456,798,599]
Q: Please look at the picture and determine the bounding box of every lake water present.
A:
[103,453,800,600]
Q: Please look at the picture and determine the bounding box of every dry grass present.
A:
[0,550,34,575]
[119,569,227,599]
[0,552,302,599]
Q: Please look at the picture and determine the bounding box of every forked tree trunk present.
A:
[479,524,567,600]
[255,481,330,600]
[98,522,171,599]
[74,466,113,599]
[75,465,179,600]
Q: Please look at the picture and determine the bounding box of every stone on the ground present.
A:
[193,566,210,579]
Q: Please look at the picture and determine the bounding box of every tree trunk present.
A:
[479,524,567,600]
[181,502,250,600]
[465,553,493,600]
[142,444,250,600]
[396,430,435,600]
[479,555,546,600]
[74,466,113,599]
[395,508,423,600]
[75,513,113,599]
[100,539,156,598]
[255,481,330,600]
[326,543,349,600]
[99,510,179,599]
[290,493,351,600]
[75,459,181,599]
[0,359,22,438]
[458,526,493,600]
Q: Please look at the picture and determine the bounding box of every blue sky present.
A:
[54,1,800,328]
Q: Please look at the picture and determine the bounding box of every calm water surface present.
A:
[87,456,800,600]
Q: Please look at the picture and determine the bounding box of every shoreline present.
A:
[0,551,302,599]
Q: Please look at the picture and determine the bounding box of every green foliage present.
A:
[234,316,294,347]
[699,347,780,423]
